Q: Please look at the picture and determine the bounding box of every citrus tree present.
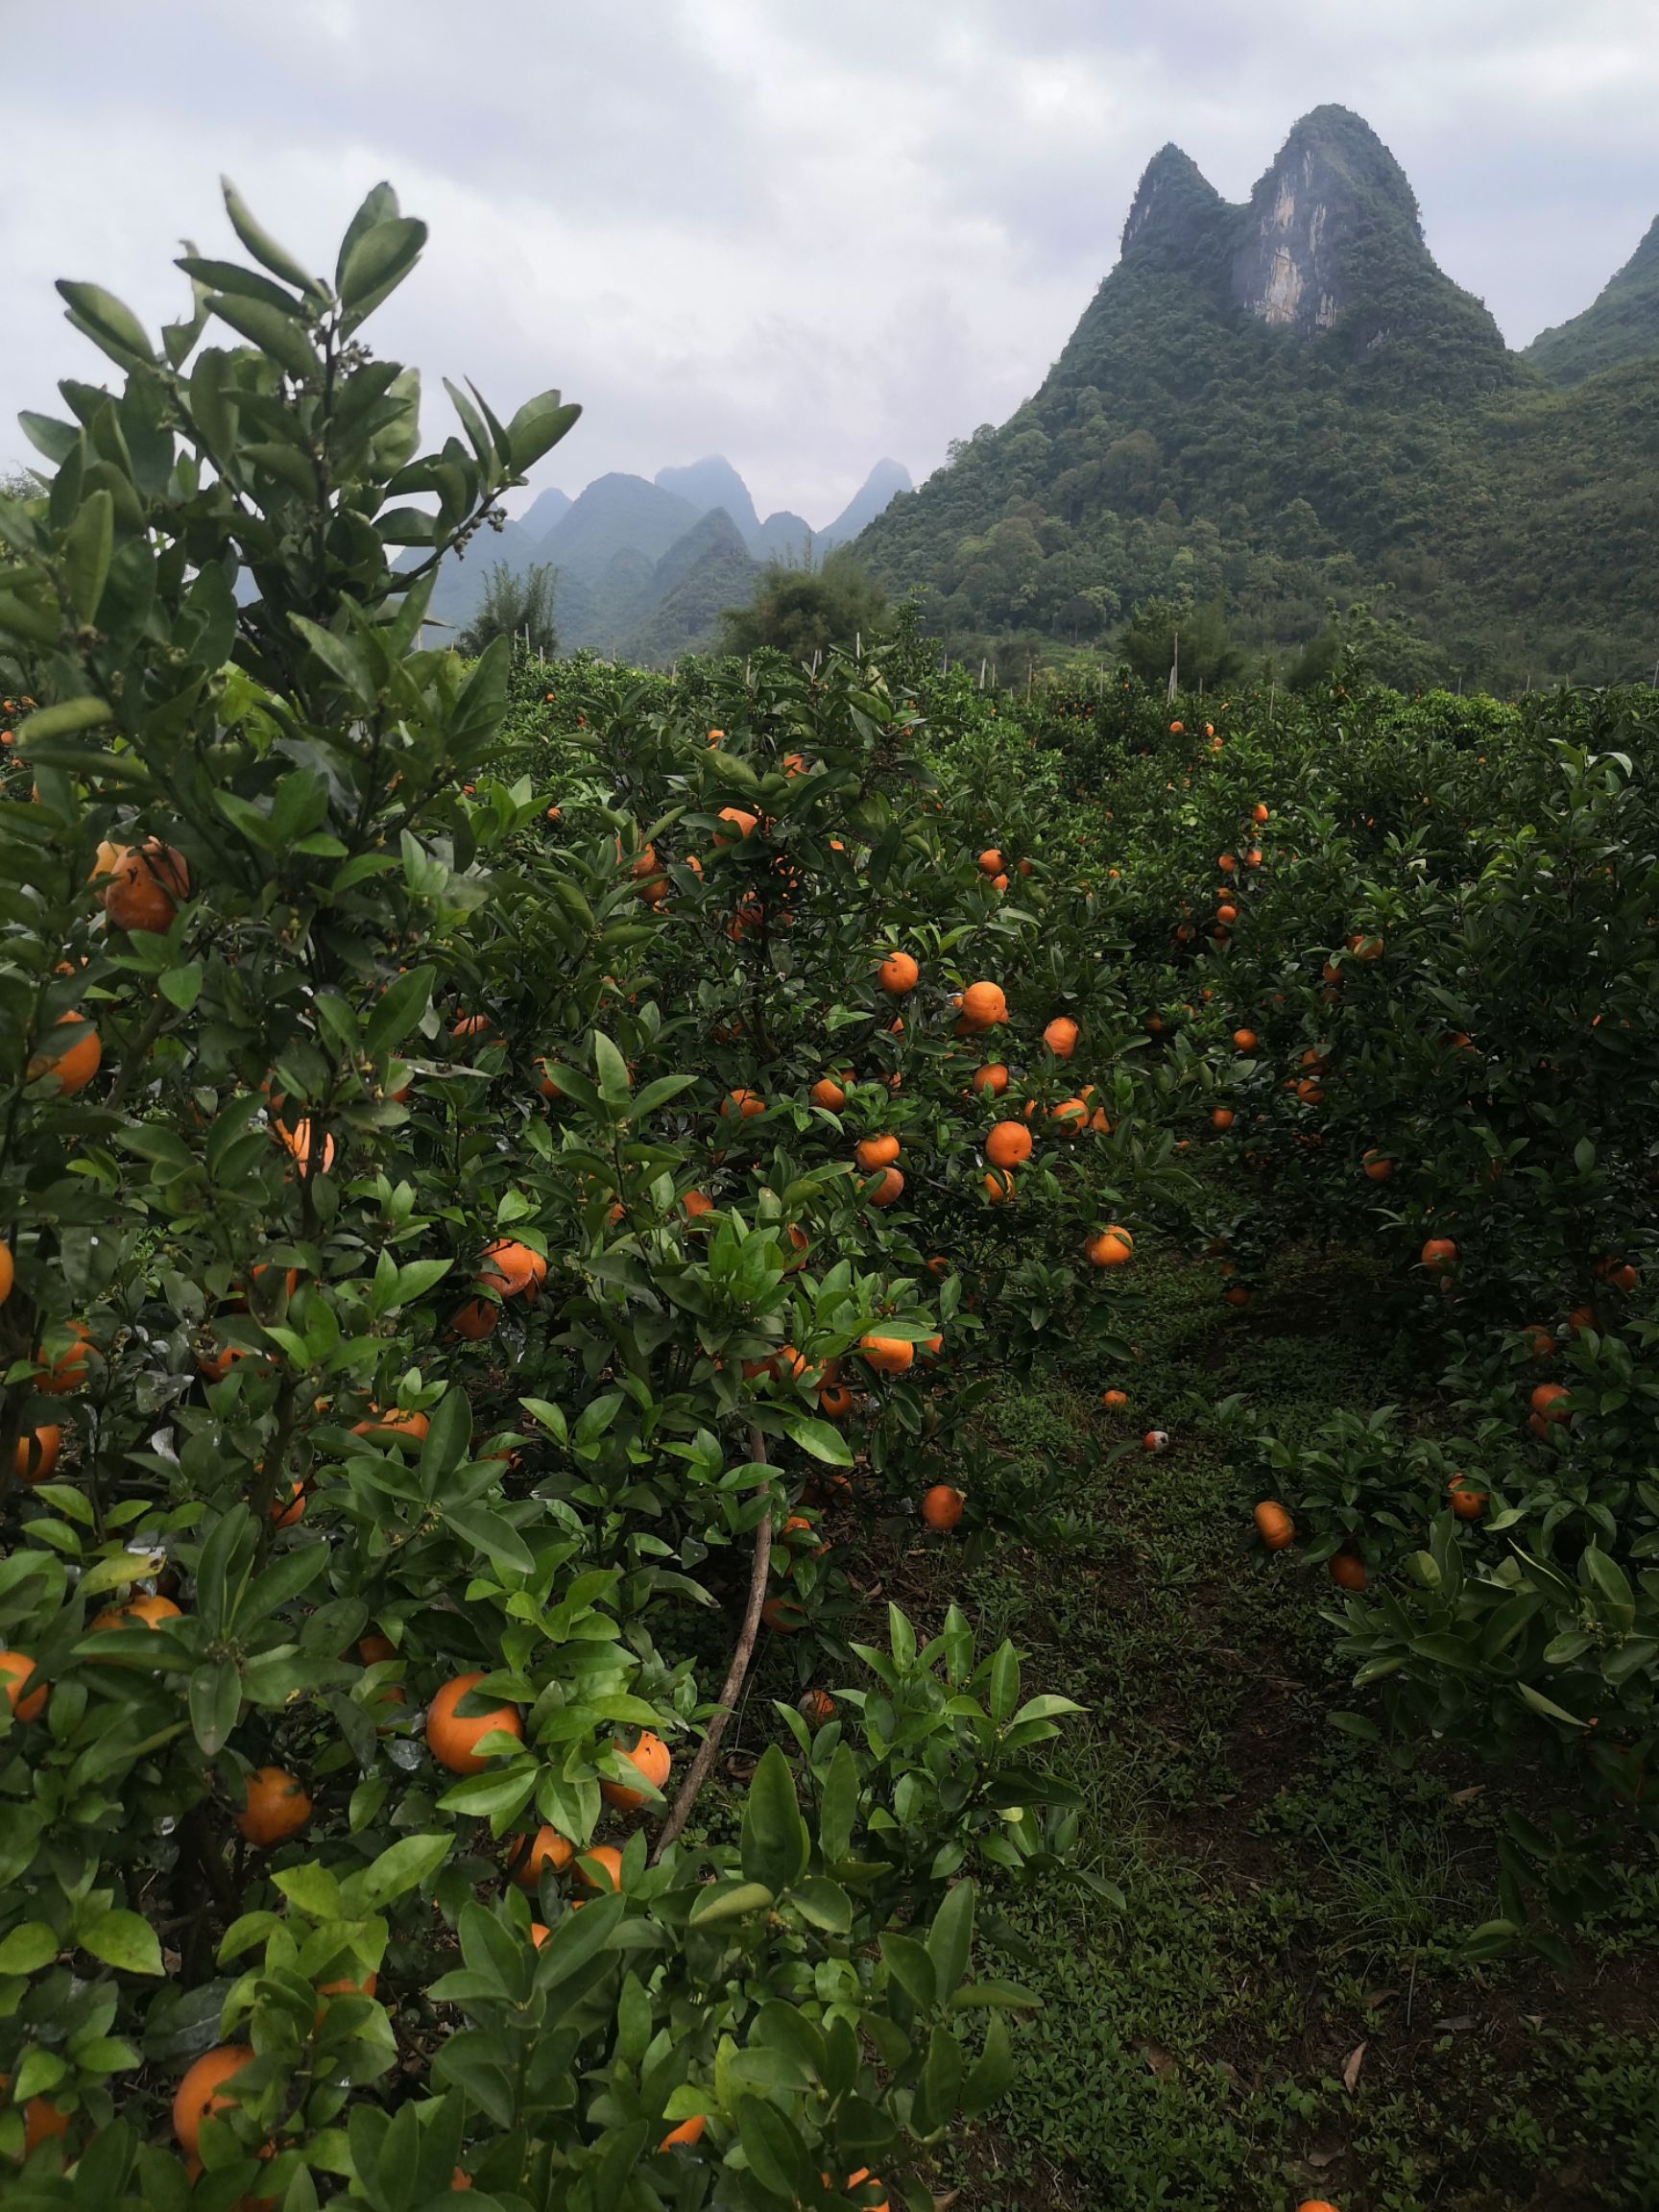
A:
[0,185,1107,2208]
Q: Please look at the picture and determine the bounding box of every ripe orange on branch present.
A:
[425,1672,523,1774]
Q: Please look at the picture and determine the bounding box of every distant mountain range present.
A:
[854,106,1659,688]
[424,455,912,659]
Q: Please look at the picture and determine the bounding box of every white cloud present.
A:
[2,1,1653,525]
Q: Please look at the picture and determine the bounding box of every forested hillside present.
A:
[857,108,1659,688]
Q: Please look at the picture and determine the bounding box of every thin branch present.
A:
[652,1426,774,1861]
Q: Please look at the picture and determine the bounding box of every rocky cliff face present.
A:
[1229,107,1423,336]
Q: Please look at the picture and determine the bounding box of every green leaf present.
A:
[160,963,202,1011]
[206,292,323,382]
[926,1878,974,1997]
[781,1415,854,1466]
[1518,1683,1588,1727]
[338,217,427,322]
[188,1660,243,1755]
[734,2096,810,2200]
[222,179,321,294]
[506,392,582,471]
[352,1833,452,1911]
[271,1863,344,1919]
[818,1742,857,1865]
[961,2008,1015,2115]
[16,696,112,745]
[740,1744,808,1895]
[63,488,113,624]
[365,964,437,1055]
[81,1908,163,1976]
[1327,1711,1382,1743]
[688,1881,775,1928]
[789,1876,853,1934]
[0,1922,59,1975]
[57,281,156,367]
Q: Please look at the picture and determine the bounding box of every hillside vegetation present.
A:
[857,108,1659,690]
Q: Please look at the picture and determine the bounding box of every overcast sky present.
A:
[4,1,1656,527]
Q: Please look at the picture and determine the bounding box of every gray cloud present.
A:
[3,1,1654,525]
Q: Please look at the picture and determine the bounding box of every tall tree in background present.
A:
[719,547,887,662]
[456,560,558,657]
[1118,596,1246,689]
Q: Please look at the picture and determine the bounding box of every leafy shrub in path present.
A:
[0,185,1123,2205]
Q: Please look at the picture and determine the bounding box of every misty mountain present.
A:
[854,105,1659,686]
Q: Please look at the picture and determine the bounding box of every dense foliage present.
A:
[3,166,1659,2212]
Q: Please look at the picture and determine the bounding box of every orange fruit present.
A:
[512,1825,575,1887]
[1420,1238,1458,1273]
[450,1012,492,1043]
[450,1297,498,1341]
[481,1239,547,1299]
[1250,803,1269,824]
[576,1843,625,1892]
[350,1407,429,1447]
[272,1117,335,1175]
[425,1671,523,1774]
[0,1651,47,1722]
[1253,1502,1294,1551]
[859,1334,914,1376]
[659,2115,707,2152]
[866,1166,903,1207]
[1348,933,1383,961]
[15,1426,60,1484]
[600,1729,672,1810]
[1329,1553,1366,1592]
[15,2093,69,2153]
[971,1064,1009,1095]
[957,981,1007,1031]
[1050,1097,1089,1133]
[921,1483,964,1530]
[1361,1151,1393,1181]
[681,1190,715,1220]
[0,1241,11,1307]
[985,1120,1032,1169]
[537,1060,564,1101]
[720,1089,765,1121]
[27,1012,101,1095]
[103,839,189,933]
[1168,720,1184,734]
[1210,1108,1235,1131]
[878,950,918,995]
[819,1382,854,1419]
[316,1969,376,2004]
[269,1479,307,1529]
[1529,1382,1570,1425]
[90,1593,181,1634]
[1085,1229,1132,1267]
[236,1766,313,1848]
[713,806,757,843]
[1448,1475,1486,1521]
[976,848,1003,876]
[1042,1016,1079,1058]
[1231,1028,1258,1052]
[1099,1388,1128,1409]
[811,1078,847,1111]
[1222,1285,1250,1308]
[855,1133,900,1171]
[982,1167,1015,1203]
[33,1321,90,1396]
[172,2044,253,2157]
[800,1689,837,1728]
[841,2174,888,2212]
